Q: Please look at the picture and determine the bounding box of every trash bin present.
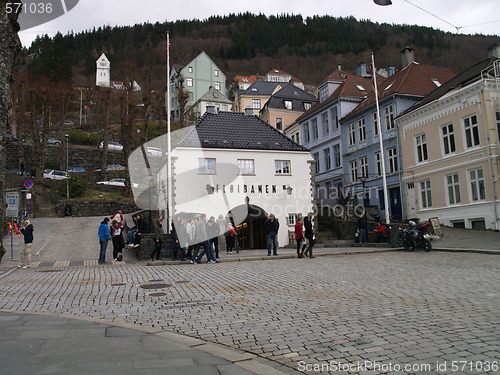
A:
[65,204,72,217]
[387,224,401,247]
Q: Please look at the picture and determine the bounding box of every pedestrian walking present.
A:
[111,220,124,261]
[192,214,213,264]
[357,214,367,244]
[207,216,220,260]
[98,217,111,264]
[185,217,196,259]
[295,216,305,258]
[172,217,187,261]
[301,212,315,258]
[225,222,237,254]
[264,213,280,256]
[19,220,34,268]
[150,219,163,261]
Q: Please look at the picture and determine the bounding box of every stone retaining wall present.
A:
[55,200,139,217]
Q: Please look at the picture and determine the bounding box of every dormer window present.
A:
[431,78,442,87]
[284,100,292,110]
[304,103,312,111]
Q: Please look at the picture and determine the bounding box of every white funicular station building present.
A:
[130,109,314,249]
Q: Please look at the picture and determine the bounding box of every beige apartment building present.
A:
[398,53,500,229]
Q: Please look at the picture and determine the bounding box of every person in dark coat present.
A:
[264,213,280,256]
[150,219,164,261]
[111,220,125,261]
[19,220,34,268]
[357,214,367,244]
[301,212,315,258]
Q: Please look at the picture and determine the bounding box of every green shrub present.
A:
[66,128,99,146]
[57,175,87,198]
[45,158,60,170]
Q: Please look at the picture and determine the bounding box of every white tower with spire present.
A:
[96,53,110,87]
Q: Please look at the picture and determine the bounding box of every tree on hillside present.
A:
[0,3,21,263]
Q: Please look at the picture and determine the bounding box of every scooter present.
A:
[400,220,432,252]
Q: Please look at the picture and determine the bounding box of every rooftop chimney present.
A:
[488,44,500,58]
[400,46,415,69]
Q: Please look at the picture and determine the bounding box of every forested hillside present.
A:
[17,12,500,89]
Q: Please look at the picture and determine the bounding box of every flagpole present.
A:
[372,53,391,224]
[166,32,173,232]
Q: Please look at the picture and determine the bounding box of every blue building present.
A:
[340,54,456,222]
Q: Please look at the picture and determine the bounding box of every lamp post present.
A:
[65,134,69,200]
[359,173,368,232]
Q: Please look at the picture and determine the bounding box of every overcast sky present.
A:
[18,0,500,47]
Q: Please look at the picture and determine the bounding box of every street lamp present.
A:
[358,173,369,232]
[65,134,69,200]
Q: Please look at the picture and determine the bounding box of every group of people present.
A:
[98,210,149,264]
[171,214,236,264]
[293,212,315,259]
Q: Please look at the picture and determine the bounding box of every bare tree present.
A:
[0,3,21,262]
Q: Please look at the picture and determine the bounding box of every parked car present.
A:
[97,178,125,187]
[68,166,86,173]
[99,141,123,152]
[146,146,163,157]
[40,137,62,145]
[93,164,126,172]
[43,169,68,180]
[64,120,75,125]
[5,133,18,143]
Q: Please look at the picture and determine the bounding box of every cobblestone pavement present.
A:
[1,249,499,374]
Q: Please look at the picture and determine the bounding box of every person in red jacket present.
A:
[295,216,305,258]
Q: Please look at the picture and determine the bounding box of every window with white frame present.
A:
[447,173,461,204]
[384,105,395,131]
[348,123,355,146]
[442,123,456,154]
[275,160,291,175]
[420,180,432,208]
[388,147,398,173]
[284,100,292,110]
[313,153,319,173]
[287,213,301,226]
[252,99,261,109]
[186,77,193,87]
[319,87,328,102]
[304,103,312,111]
[312,118,318,139]
[416,133,428,162]
[373,112,379,136]
[333,144,341,168]
[322,112,329,135]
[360,156,368,179]
[276,117,283,131]
[188,66,193,73]
[324,148,331,171]
[198,158,216,174]
[464,114,480,148]
[349,160,358,183]
[469,167,486,201]
[237,159,255,175]
[214,82,221,90]
[331,107,339,130]
[304,123,310,143]
[358,118,366,142]
[214,69,219,77]
[375,152,382,176]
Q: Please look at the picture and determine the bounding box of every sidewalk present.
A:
[0,311,299,375]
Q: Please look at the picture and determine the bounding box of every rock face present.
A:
[0,6,21,253]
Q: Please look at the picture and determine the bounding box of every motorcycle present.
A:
[400,220,432,252]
